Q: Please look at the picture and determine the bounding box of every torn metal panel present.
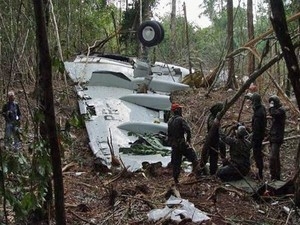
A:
[148,195,210,223]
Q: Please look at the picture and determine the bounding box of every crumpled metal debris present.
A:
[148,195,210,223]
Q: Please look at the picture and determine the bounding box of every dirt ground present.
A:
[11,81,300,224]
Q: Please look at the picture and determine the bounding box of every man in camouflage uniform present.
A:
[167,103,198,184]
[216,123,251,182]
[200,102,226,175]
[247,92,267,180]
[268,95,286,180]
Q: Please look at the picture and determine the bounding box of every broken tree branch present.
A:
[240,45,300,116]
[218,53,284,120]
[262,135,300,146]
[243,11,300,48]
[69,210,96,225]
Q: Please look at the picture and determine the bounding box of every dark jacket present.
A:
[252,104,267,142]
[207,103,223,132]
[2,101,21,123]
[220,135,251,175]
[269,106,286,143]
[207,114,216,133]
[206,103,223,147]
[206,113,222,151]
[168,115,191,146]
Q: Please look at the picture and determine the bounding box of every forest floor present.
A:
[10,80,300,224]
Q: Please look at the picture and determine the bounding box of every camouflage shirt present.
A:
[221,135,251,174]
[167,115,191,146]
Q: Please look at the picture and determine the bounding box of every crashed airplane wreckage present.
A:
[64,53,191,171]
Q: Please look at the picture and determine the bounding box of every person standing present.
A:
[167,103,198,184]
[200,102,226,175]
[268,95,286,180]
[216,123,251,182]
[2,91,21,149]
[247,92,267,180]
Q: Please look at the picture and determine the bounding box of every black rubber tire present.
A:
[154,21,164,44]
[137,20,164,47]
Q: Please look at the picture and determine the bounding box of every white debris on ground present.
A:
[148,195,210,223]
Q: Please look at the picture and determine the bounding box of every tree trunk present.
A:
[183,2,192,74]
[247,0,255,75]
[170,0,176,61]
[32,0,66,224]
[269,0,300,206]
[225,0,237,90]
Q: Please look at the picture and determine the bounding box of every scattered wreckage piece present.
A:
[223,177,294,202]
[148,195,211,223]
[253,179,294,201]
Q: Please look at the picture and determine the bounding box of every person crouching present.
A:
[216,122,251,182]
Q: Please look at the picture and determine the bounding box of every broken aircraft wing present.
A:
[64,54,191,171]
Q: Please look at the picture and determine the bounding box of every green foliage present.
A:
[48,0,121,55]
[0,139,51,221]
[119,7,139,55]
[202,0,225,22]
[58,112,86,160]
[120,132,171,156]
[52,56,65,74]
[69,111,85,129]
[33,108,45,124]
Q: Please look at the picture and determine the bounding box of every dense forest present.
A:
[1,0,300,224]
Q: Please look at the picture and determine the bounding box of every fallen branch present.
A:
[229,12,300,53]
[228,217,269,224]
[120,194,160,209]
[99,206,127,225]
[69,210,97,225]
[246,46,300,116]
[64,203,77,208]
[284,205,294,225]
[218,53,284,120]
[104,167,131,186]
[181,176,213,185]
[62,162,76,172]
[71,181,95,189]
[208,186,244,204]
[262,135,300,146]
[108,128,121,167]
